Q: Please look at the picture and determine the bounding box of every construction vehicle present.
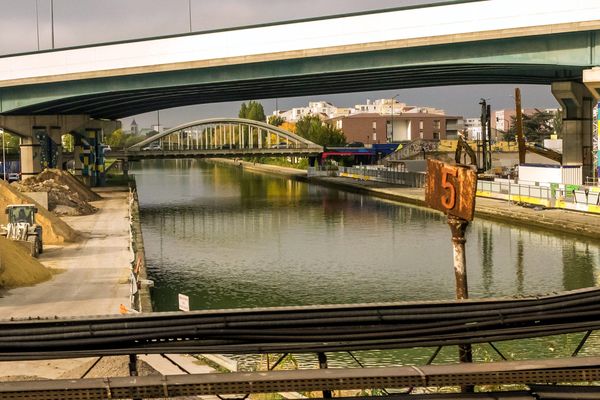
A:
[0,204,43,257]
[455,132,478,169]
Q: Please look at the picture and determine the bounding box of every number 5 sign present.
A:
[425,159,477,221]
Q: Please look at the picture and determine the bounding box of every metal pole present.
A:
[1,129,5,181]
[35,0,40,50]
[188,0,192,32]
[515,88,526,165]
[391,98,394,142]
[50,0,55,49]
[447,215,473,392]
[317,352,332,398]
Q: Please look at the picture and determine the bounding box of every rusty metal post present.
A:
[448,215,473,392]
[448,216,469,299]
[317,352,332,398]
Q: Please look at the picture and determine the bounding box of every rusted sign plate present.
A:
[425,159,477,221]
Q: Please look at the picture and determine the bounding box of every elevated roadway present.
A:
[0,0,599,118]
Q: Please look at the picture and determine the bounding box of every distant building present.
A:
[130,119,139,135]
[327,112,463,145]
[463,118,482,140]
[274,101,338,122]
[272,98,446,123]
[492,108,558,132]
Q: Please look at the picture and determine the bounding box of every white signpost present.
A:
[178,293,190,312]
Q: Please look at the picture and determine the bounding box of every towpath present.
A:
[0,188,131,318]
[0,188,132,379]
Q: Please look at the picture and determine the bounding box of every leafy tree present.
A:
[239,101,265,122]
[0,132,20,154]
[503,109,557,143]
[268,115,285,126]
[106,129,125,148]
[294,115,345,146]
[124,135,146,148]
[280,121,296,133]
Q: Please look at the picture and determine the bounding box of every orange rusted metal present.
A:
[425,159,477,221]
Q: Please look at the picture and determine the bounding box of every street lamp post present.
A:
[390,94,400,143]
[1,128,5,181]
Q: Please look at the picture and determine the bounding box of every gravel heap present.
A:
[13,169,99,216]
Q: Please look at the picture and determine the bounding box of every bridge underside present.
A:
[1,63,581,120]
[1,31,595,119]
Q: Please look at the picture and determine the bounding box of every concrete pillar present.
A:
[49,127,63,170]
[20,135,42,179]
[85,128,102,187]
[551,81,594,182]
[73,135,84,178]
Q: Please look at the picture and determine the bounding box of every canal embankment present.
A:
[128,178,152,312]
[212,159,600,240]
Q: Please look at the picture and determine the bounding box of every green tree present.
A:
[0,132,20,154]
[124,134,145,148]
[295,115,345,146]
[239,101,265,122]
[106,128,125,148]
[503,109,557,143]
[267,115,285,127]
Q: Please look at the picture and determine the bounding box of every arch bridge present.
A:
[110,118,323,161]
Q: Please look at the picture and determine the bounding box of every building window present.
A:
[372,122,377,130]
[433,120,440,129]
[336,120,343,129]
[433,132,440,140]
[419,120,424,130]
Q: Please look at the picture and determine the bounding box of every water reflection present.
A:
[134,160,600,367]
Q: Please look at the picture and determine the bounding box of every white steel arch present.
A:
[131,118,321,152]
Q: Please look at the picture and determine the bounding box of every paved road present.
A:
[0,189,132,319]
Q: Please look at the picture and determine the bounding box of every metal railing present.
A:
[308,166,426,188]
[477,180,600,207]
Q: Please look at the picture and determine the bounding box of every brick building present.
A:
[327,113,463,145]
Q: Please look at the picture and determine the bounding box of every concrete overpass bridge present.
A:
[109,118,323,164]
[0,0,599,182]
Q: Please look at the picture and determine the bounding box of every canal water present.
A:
[134,159,600,368]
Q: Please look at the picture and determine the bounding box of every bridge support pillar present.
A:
[551,81,594,183]
[20,135,42,179]
[82,128,106,187]
[73,136,84,178]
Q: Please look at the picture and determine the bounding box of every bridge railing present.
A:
[308,166,426,188]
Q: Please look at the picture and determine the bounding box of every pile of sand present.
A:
[0,179,79,244]
[0,237,52,289]
[13,169,100,216]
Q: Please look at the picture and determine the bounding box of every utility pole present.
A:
[35,0,40,50]
[50,0,55,49]
[515,88,526,165]
[1,129,5,181]
[188,0,193,32]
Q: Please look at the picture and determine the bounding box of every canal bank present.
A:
[211,159,600,240]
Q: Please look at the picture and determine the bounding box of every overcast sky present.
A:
[0,0,558,129]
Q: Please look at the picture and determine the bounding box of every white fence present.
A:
[477,180,600,209]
